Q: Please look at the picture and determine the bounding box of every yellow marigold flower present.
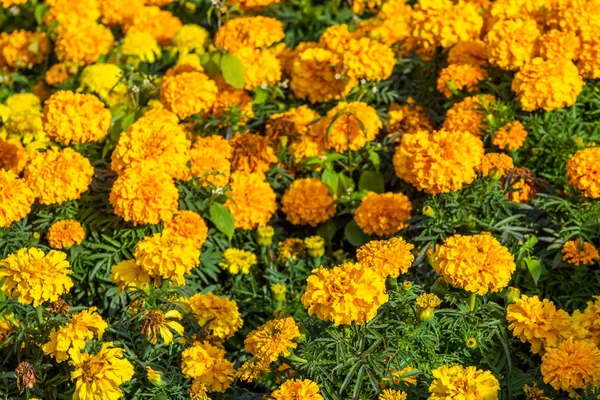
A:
[485,18,540,71]
[0,313,18,344]
[278,238,306,263]
[379,389,407,400]
[214,16,284,53]
[566,148,600,199]
[172,24,209,54]
[109,164,179,225]
[305,236,325,258]
[271,379,324,400]
[416,293,442,309]
[412,0,483,48]
[318,24,364,52]
[245,317,301,362]
[266,105,320,143]
[382,365,418,387]
[357,238,414,279]
[290,47,357,103]
[121,30,162,63]
[361,7,412,47]
[5,92,41,114]
[42,307,107,362]
[146,366,163,385]
[98,0,144,26]
[522,382,550,400]
[386,103,433,136]
[433,233,516,295]
[110,260,152,293]
[0,248,73,307]
[24,148,94,205]
[181,341,235,393]
[539,29,580,61]
[354,192,412,237]
[237,357,272,383]
[123,6,182,45]
[234,46,282,90]
[55,21,114,66]
[561,239,599,266]
[43,0,100,26]
[506,294,572,354]
[257,226,275,247]
[228,0,280,8]
[160,71,218,119]
[225,172,277,230]
[324,101,382,152]
[71,342,134,400]
[541,338,600,395]
[351,0,382,13]
[111,113,191,180]
[0,170,34,228]
[428,364,500,400]
[219,248,257,275]
[230,132,277,175]
[79,63,128,107]
[572,296,600,345]
[211,79,254,125]
[144,0,175,5]
[188,293,243,340]
[481,153,514,178]
[47,220,85,249]
[488,0,547,23]
[271,283,286,301]
[342,37,396,81]
[493,121,528,150]
[302,262,388,325]
[163,211,208,249]
[190,135,232,187]
[135,232,199,286]
[1,0,28,7]
[442,95,495,137]
[289,124,329,163]
[281,178,336,227]
[0,30,50,69]
[42,91,111,145]
[577,35,600,79]
[448,40,488,66]
[0,138,27,174]
[393,129,484,195]
[513,58,583,112]
[45,62,71,85]
[437,63,488,98]
[141,310,184,345]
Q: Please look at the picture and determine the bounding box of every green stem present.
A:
[36,306,44,325]
[469,292,477,312]
[286,353,308,364]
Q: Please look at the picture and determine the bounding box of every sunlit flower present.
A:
[562,239,600,266]
[566,148,600,199]
[448,40,487,66]
[181,341,235,393]
[379,389,407,400]
[386,103,433,136]
[442,95,495,137]
[121,31,162,63]
[123,6,182,46]
[160,71,218,119]
[78,63,128,107]
[271,284,287,301]
[428,364,500,400]
[0,169,34,228]
[277,238,306,263]
[219,248,257,275]
[225,172,277,230]
[324,101,382,152]
[485,18,540,71]
[163,210,208,249]
[244,317,301,363]
[493,121,528,151]
[141,310,184,345]
[357,238,414,279]
[110,260,153,293]
[47,220,85,249]
[187,293,243,340]
[55,21,114,66]
[282,178,336,227]
[190,135,232,187]
[230,132,277,175]
[437,64,488,98]
[214,16,284,53]
[271,379,324,400]
[172,24,209,54]
[355,192,412,237]
[571,296,600,345]
[0,138,27,173]
[480,153,514,178]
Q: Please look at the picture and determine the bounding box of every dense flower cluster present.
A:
[281,178,336,226]
[428,364,500,400]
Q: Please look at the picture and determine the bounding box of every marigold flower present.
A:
[493,121,528,151]
[271,283,287,301]
[0,169,33,229]
[42,307,107,362]
[437,64,488,98]
[428,364,500,400]
[230,132,277,175]
[98,0,144,26]
[214,16,284,53]
[45,63,71,85]
[55,21,114,66]
[276,238,305,263]
[44,0,100,26]
[146,366,162,385]
[512,58,583,112]
[70,342,134,400]
[225,172,277,230]
[354,192,412,237]
[135,232,199,286]
[181,341,235,393]
[442,95,495,137]
[244,317,301,362]
[257,226,275,247]
[266,105,319,143]
[234,46,282,90]
[123,6,182,45]
[566,148,600,199]
[541,338,600,395]
[305,236,325,258]
[47,220,85,249]
[0,30,50,69]
[324,101,381,152]
[160,71,218,119]
[433,233,516,295]
[211,80,254,125]
[187,293,243,340]
[480,153,514,178]
[379,389,407,400]
[393,129,484,195]
[110,260,153,293]
[163,210,208,249]
[271,379,324,400]
[561,239,599,266]
[448,40,488,66]
[141,310,184,345]
[24,148,94,205]
[302,262,388,325]
[42,91,111,145]
[386,103,433,136]
[485,18,540,71]
[342,37,395,81]
[506,295,572,354]
[0,248,73,307]
[121,31,162,63]
[281,178,336,227]
[0,138,27,173]
[577,35,600,79]
[109,164,179,225]
[172,24,209,54]
[1,0,28,7]
[190,135,232,187]
[219,248,257,275]
[504,167,538,203]
[79,63,128,107]
[237,357,272,383]
[357,238,414,279]
[228,0,280,8]
[539,29,580,61]
[571,296,600,345]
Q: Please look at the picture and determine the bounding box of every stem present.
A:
[286,353,308,364]
[469,292,477,312]
[36,306,44,325]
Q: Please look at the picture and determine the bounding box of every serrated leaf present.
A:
[209,203,234,241]
[344,220,370,247]
[358,170,384,193]
[221,53,245,89]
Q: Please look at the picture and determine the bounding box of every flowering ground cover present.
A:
[1,0,600,399]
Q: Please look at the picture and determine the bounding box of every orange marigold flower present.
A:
[302,262,388,325]
[244,317,301,362]
[211,80,254,125]
[506,295,572,354]
[190,135,232,188]
[324,101,382,152]
[541,338,600,394]
[1,0,28,7]
[539,29,580,61]
[379,388,407,400]
[266,105,320,144]
[230,132,277,175]
[0,30,50,69]
[433,233,516,295]
[493,121,528,150]
[442,95,496,137]
[562,239,599,266]
[234,46,282,90]
[42,91,111,145]
[225,172,277,230]
[98,0,144,26]
[47,220,85,249]
[504,167,538,203]
[54,21,114,66]
[437,63,488,98]
[228,0,280,9]
[512,58,583,112]
[43,0,100,26]
[386,103,433,136]
[214,16,284,53]
[0,170,34,228]
[485,18,541,71]
[577,35,600,79]
[163,210,208,249]
[566,148,600,199]
[187,293,243,341]
[123,6,182,45]
[271,379,324,400]
[281,178,336,227]
[45,63,71,85]
[357,237,415,278]
[160,71,218,119]
[0,138,27,173]
[110,164,179,225]
[480,153,514,178]
[342,37,396,81]
[24,148,94,205]
[354,192,412,237]
[181,341,235,393]
[448,40,488,66]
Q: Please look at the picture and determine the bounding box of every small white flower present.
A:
[360,79,367,85]
[212,187,224,195]
[260,83,268,89]
[142,79,150,85]
[372,87,378,93]
[8,6,20,15]
[346,187,353,195]
[131,86,140,94]
[334,74,341,80]
[320,155,327,160]
[281,80,289,89]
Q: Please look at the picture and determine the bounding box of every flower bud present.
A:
[256,226,275,247]
[430,276,448,298]
[417,308,435,321]
[505,287,521,305]
[146,366,163,385]
[402,281,413,291]
[271,283,286,302]
[416,293,441,321]
[422,205,435,217]
[466,337,477,349]
[304,236,325,258]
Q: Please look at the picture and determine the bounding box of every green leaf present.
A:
[369,151,381,171]
[524,257,545,284]
[344,220,370,247]
[209,203,235,241]
[317,220,337,243]
[120,112,136,131]
[338,173,355,195]
[34,5,48,25]
[200,52,221,77]
[321,167,339,195]
[220,53,245,90]
[253,87,268,105]
[358,170,384,194]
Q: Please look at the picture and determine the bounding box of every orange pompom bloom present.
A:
[160,71,218,119]
[230,132,277,175]
[484,18,540,71]
[47,220,85,249]
[163,210,208,249]
[324,102,382,152]
[493,121,528,151]
[437,64,488,98]
[354,192,412,237]
[0,138,28,173]
[0,170,34,228]
[123,6,182,45]
[281,178,336,227]
[480,153,514,178]
[562,239,600,266]
[54,21,114,66]
[357,238,415,278]
[0,30,50,69]
[225,172,277,230]
[566,148,600,199]
[190,135,232,188]
[442,95,495,137]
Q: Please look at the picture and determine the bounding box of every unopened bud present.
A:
[256,226,275,247]
[505,287,521,305]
